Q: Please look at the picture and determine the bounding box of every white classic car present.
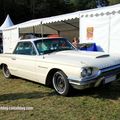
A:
[0,37,120,96]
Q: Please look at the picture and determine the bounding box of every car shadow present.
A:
[0,91,56,101]
[1,75,120,100]
[0,82,120,101]
[70,80,120,100]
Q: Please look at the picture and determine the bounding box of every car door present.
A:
[10,41,38,81]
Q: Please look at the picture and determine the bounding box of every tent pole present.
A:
[41,22,44,38]
[18,28,20,38]
[41,22,45,58]
[33,26,35,35]
[58,31,60,36]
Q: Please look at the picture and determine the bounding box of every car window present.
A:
[14,42,36,55]
[34,38,75,55]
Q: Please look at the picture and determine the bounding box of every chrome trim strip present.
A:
[100,64,120,73]
[38,66,48,69]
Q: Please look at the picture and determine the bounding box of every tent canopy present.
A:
[0,15,14,31]
[3,3,120,40]
[3,4,120,31]
[16,11,80,38]
[3,11,80,33]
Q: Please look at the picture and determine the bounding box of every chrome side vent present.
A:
[96,54,109,58]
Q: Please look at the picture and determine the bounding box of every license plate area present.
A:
[105,75,116,84]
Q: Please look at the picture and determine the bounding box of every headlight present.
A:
[81,69,87,77]
[87,68,92,76]
[81,67,93,78]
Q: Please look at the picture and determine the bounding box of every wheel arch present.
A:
[0,63,7,69]
[45,68,67,87]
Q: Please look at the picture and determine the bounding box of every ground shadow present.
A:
[0,91,56,101]
[0,82,120,101]
[1,75,120,100]
[70,80,120,100]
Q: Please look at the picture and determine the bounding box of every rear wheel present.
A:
[53,71,70,96]
[2,65,11,78]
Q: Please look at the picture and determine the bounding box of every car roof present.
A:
[19,37,63,42]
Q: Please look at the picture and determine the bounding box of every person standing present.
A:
[72,37,79,48]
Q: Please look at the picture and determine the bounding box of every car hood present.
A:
[44,50,120,70]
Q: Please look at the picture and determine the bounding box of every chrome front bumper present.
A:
[69,67,120,90]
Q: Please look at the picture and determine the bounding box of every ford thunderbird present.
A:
[0,37,120,96]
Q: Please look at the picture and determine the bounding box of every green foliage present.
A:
[70,0,96,10]
[35,0,69,17]
[0,0,120,25]
[107,0,120,5]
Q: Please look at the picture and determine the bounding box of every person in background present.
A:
[72,37,79,48]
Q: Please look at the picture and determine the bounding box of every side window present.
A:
[14,42,36,55]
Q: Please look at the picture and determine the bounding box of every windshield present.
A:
[34,38,75,55]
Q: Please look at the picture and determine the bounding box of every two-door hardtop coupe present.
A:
[0,37,120,96]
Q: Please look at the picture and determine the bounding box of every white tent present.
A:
[79,4,120,53]
[2,3,120,54]
[0,14,14,32]
[2,11,80,53]
[18,11,80,39]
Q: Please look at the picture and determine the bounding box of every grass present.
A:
[0,70,120,120]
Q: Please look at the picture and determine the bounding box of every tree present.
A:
[69,0,96,11]
[96,0,109,7]
[0,0,119,25]
[33,0,70,17]
[107,0,120,5]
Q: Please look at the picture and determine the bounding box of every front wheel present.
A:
[53,71,70,96]
[2,65,11,78]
